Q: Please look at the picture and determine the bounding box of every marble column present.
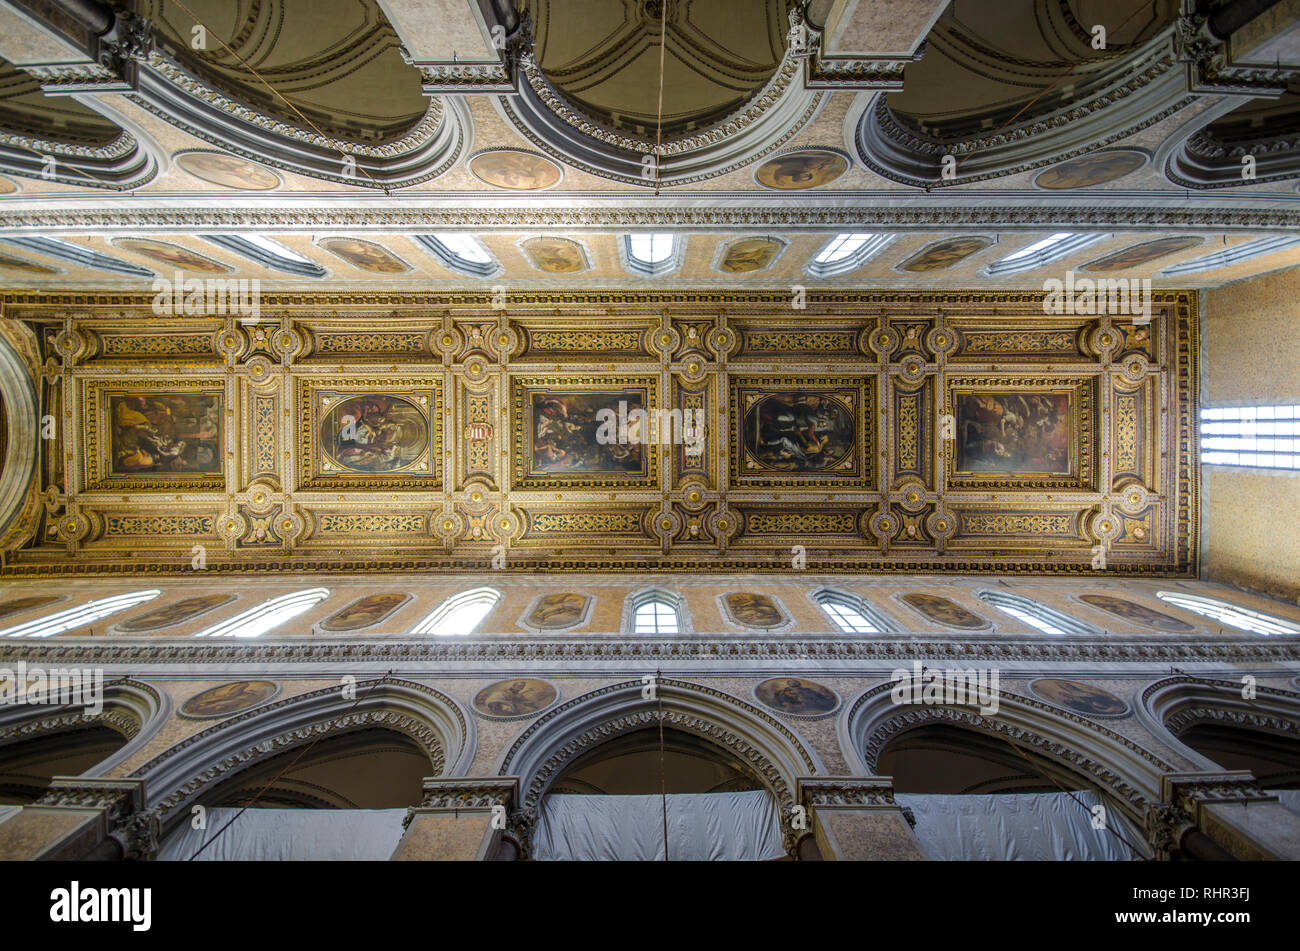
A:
[797,777,928,861]
[391,777,519,861]
[1145,771,1300,861]
[0,777,154,860]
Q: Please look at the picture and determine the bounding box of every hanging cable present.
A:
[186,670,395,860]
[168,0,390,194]
[656,668,669,861]
[997,731,1149,860]
[653,0,668,196]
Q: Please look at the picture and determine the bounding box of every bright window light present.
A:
[978,591,1095,635]
[819,595,878,633]
[240,234,314,265]
[815,233,874,264]
[427,233,492,265]
[1162,235,1300,276]
[0,589,160,638]
[1156,592,1298,636]
[628,233,674,265]
[1000,232,1074,263]
[634,597,679,634]
[412,587,500,635]
[194,588,328,638]
[984,232,1109,276]
[1200,406,1300,470]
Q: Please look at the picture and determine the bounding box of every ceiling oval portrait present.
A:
[173,151,282,191]
[1033,150,1148,190]
[1081,237,1204,272]
[754,149,849,190]
[896,236,994,273]
[468,150,563,190]
[319,394,431,474]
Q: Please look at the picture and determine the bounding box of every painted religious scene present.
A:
[318,594,409,632]
[901,593,988,629]
[115,594,235,632]
[180,680,280,719]
[955,392,1071,473]
[742,393,855,472]
[525,593,589,629]
[531,392,646,473]
[110,393,222,475]
[724,593,787,628]
[754,678,839,716]
[320,395,430,473]
[1078,594,1195,632]
[473,679,558,718]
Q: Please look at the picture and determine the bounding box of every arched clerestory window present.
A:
[977,591,1097,636]
[1156,592,1298,636]
[0,589,160,638]
[626,589,686,634]
[193,588,329,638]
[411,587,501,635]
[814,590,895,634]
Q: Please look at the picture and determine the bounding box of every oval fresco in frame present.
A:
[523,593,589,630]
[180,680,280,719]
[1078,594,1194,632]
[897,236,993,273]
[115,594,237,632]
[754,150,848,190]
[742,393,855,472]
[724,593,788,629]
[319,394,430,473]
[1033,150,1146,189]
[718,237,784,273]
[318,593,410,632]
[174,151,281,190]
[111,238,231,274]
[468,150,562,190]
[0,595,63,621]
[754,677,839,716]
[473,678,558,718]
[1081,237,1204,272]
[1030,678,1129,717]
[900,593,988,630]
[317,237,411,274]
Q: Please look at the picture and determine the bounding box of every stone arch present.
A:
[499,678,822,853]
[0,678,167,786]
[844,680,1175,821]
[129,677,471,826]
[1141,675,1300,774]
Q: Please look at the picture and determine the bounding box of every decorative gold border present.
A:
[509,374,661,490]
[83,379,227,491]
[944,376,1097,491]
[295,379,443,490]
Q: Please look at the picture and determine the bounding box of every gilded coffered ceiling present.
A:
[0,287,1198,578]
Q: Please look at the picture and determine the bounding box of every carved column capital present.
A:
[35,777,158,859]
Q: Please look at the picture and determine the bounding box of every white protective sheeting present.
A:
[158,807,408,861]
[0,805,19,826]
[532,791,784,861]
[896,790,1143,861]
[1273,789,1300,817]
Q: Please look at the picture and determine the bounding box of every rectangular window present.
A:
[1200,406,1300,470]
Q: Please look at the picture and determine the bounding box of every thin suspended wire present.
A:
[654,0,667,196]
[996,731,1147,860]
[657,669,668,861]
[186,670,395,860]
[168,0,389,194]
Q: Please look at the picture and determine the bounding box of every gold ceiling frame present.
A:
[0,288,1198,577]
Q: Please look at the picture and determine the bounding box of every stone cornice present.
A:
[0,635,1295,665]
